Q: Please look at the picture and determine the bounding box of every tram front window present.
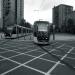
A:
[38,24,48,32]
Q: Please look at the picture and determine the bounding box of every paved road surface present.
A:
[0,39,75,75]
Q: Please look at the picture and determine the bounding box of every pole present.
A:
[24,28,25,40]
[16,25,19,40]
[16,25,17,37]
[53,25,55,40]
[21,27,23,36]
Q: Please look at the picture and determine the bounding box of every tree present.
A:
[20,19,26,26]
[67,19,75,33]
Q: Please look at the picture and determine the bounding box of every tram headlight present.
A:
[46,38,48,39]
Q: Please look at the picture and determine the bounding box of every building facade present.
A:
[53,4,73,32]
[1,0,24,29]
[0,0,3,29]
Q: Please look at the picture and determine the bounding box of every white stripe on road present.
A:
[45,47,74,75]
[1,48,55,75]
[0,41,64,75]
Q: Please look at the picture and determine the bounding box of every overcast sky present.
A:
[24,0,75,24]
[0,0,1,18]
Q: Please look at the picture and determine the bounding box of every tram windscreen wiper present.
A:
[38,45,75,72]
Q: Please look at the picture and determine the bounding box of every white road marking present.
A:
[0,44,38,52]
[24,65,46,75]
[0,41,69,75]
[0,40,34,49]
[0,48,55,75]
[0,51,10,53]
[0,52,47,75]
[66,56,75,59]
[25,53,58,64]
[0,48,40,59]
[45,47,74,75]
[57,44,65,48]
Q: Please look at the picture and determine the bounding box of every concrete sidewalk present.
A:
[50,33,75,41]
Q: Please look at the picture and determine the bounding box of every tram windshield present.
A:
[38,23,48,31]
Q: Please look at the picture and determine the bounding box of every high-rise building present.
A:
[1,0,24,29]
[53,4,73,31]
[0,0,3,29]
[16,0,24,24]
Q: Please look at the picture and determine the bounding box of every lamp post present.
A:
[53,24,55,40]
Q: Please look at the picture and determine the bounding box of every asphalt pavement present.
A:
[0,37,75,75]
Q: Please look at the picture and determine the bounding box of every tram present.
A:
[33,21,51,44]
[3,26,14,37]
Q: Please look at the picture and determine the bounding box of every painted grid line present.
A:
[0,48,40,62]
[45,47,74,75]
[0,48,56,75]
[0,41,63,75]
[1,42,64,75]
[0,53,46,75]
[0,44,36,51]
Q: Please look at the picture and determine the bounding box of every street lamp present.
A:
[53,24,55,40]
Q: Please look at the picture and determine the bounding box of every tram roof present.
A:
[34,21,50,24]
